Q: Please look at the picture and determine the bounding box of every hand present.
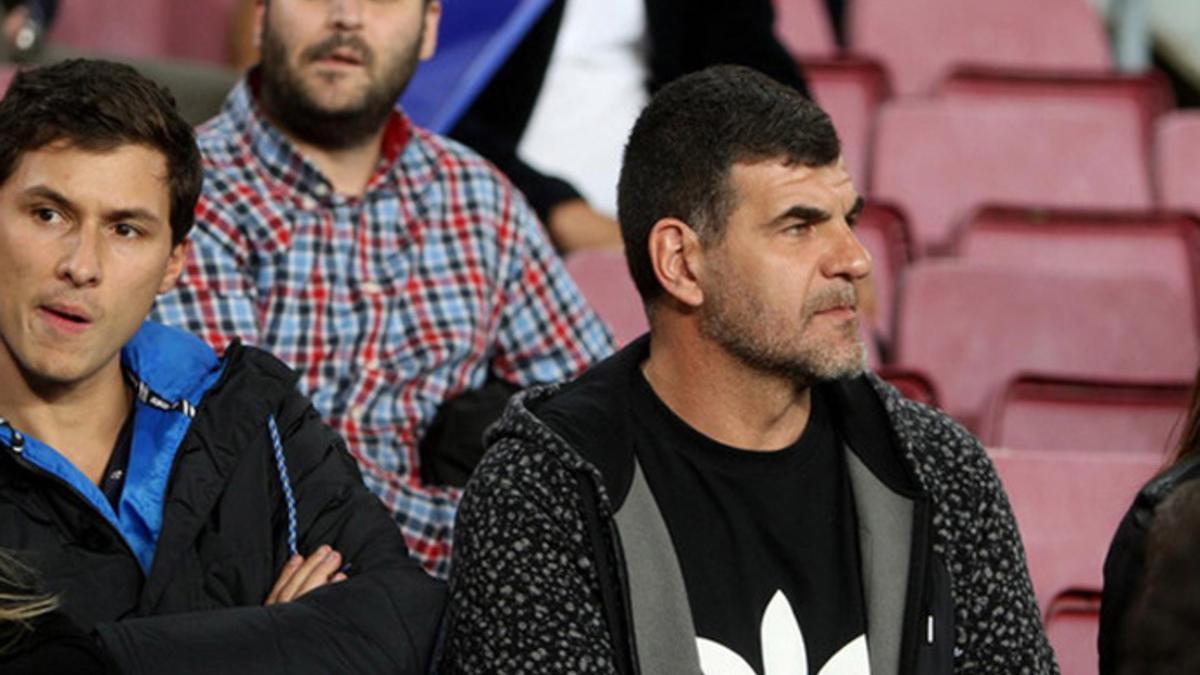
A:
[547,199,624,253]
[264,545,348,605]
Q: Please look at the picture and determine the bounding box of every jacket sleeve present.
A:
[440,438,620,673]
[950,434,1059,674]
[95,390,446,675]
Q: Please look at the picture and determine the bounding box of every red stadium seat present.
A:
[895,261,1197,430]
[871,99,1153,255]
[48,0,171,61]
[772,0,837,59]
[979,375,1192,454]
[939,68,1174,164]
[853,202,910,345]
[165,0,243,65]
[0,64,16,97]
[1044,589,1103,675]
[1157,111,1200,216]
[47,0,239,65]
[876,366,938,407]
[988,448,1163,612]
[848,0,1110,96]
[955,207,1200,333]
[803,57,890,187]
[564,249,647,346]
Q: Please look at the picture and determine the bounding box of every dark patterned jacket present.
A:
[442,337,1057,674]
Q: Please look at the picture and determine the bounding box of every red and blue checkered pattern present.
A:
[153,80,614,578]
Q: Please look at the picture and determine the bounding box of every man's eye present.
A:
[33,208,62,224]
[113,222,142,238]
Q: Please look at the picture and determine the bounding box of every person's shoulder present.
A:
[195,107,247,166]
[403,124,524,201]
[859,372,998,492]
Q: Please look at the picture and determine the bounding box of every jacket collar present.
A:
[0,322,226,573]
[507,332,925,507]
[221,72,414,202]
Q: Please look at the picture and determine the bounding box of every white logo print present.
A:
[696,590,870,675]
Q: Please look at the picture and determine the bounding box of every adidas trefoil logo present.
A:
[696,590,869,675]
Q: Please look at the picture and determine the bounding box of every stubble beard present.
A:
[698,264,868,388]
[258,24,423,150]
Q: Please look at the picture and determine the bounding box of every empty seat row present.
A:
[981,376,1191,455]
[896,260,1197,431]
[990,449,1164,675]
[46,0,240,65]
[774,0,1111,95]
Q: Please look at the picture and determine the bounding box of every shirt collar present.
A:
[225,71,414,200]
[120,321,223,410]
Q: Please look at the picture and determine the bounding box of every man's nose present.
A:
[823,220,872,282]
[56,227,103,288]
[327,0,365,30]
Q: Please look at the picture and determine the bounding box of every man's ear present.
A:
[647,218,705,309]
[419,0,442,60]
[158,240,190,294]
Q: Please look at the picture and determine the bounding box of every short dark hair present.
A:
[0,59,202,246]
[617,64,841,303]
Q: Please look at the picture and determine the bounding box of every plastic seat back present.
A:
[956,207,1200,333]
[988,449,1163,612]
[0,64,16,97]
[852,202,909,344]
[872,99,1153,255]
[804,57,889,187]
[1044,589,1103,675]
[48,0,171,60]
[772,0,837,58]
[849,0,1110,95]
[564,250,647,345]
[980,375,1192,454]
[895,261,1197,429]
[940,68,1173,162]
[1157,111,1200,217]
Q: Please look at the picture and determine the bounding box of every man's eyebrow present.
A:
[23,185,162,227]
[23,185,77,213]
[765,204,830,228]
[105,207,163,226]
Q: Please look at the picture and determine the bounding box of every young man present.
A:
[0,59,444,674]
[443,66,1057,674]
[151,0,614,579]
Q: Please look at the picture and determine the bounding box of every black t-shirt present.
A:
[631,373,869,674]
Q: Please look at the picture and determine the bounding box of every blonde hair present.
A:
[0,551,58,654]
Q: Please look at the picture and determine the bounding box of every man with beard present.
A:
[442,66,1056,675]
[151,0,614,579]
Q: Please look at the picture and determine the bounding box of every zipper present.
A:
[898,496,932,674]
[5,445,145,576]
[578,467,641,675]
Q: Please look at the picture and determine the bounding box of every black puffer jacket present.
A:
[0,323,445,674]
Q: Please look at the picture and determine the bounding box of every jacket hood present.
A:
[486,334,928,509]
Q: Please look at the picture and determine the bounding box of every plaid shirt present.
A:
[152,79,614,578]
